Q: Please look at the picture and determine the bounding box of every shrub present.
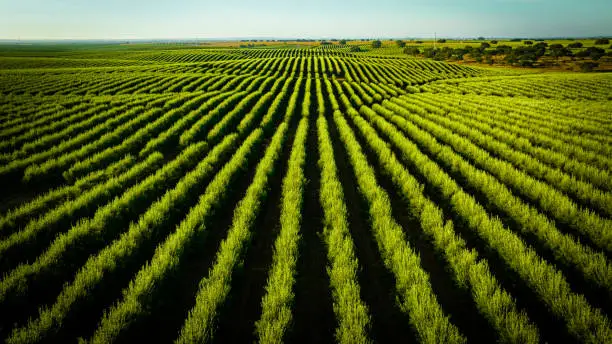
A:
[371,40,382,48]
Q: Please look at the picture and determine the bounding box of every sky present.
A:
[0,0,610,40]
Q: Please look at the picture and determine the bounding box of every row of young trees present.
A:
[3,69,302,342]
[327,72,611,343]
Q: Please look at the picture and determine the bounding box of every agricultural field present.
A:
[0,43,611,344]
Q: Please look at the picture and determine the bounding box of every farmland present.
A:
[0,43,611,344]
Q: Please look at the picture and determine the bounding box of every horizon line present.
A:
[0,34,610,43]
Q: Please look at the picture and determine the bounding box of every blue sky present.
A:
[0,0,610,40]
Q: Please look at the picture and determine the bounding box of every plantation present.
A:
[0,43,611,344]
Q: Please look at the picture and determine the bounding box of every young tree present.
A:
[372,40,382,48]
[395,40,406,48]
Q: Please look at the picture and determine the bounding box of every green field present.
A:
[0,43,611,344]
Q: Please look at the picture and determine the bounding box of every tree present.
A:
[437,39,447,43]
[477,36,485,40]
[395,40,406,48]
[594,38,609,45]
[523,40,533,45]
[587,47,605,60]
[549,45,572,58]
[534,42,548,49]
[403,46,421,55]
[490,40,498,44]
[495,45,513,54]
[480,42,491,49]
[372,40,382,48]
[339,39,347,45]
[568,42,583,48]
[575,47,604,60]
[580,62,599,72]
[415,40,424,44]
[349,46,362,52]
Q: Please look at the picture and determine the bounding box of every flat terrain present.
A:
[0,43,611,344]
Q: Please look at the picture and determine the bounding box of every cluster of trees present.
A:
[239,43,266,48]
[402,41,610,69]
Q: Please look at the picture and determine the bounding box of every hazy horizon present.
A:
[1,0,611,40]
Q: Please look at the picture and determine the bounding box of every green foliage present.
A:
[332,108,465,343]
[256,116,308,343]
[87,132,257,344]
[580,61,599,72]
[354,104,539,343]
[315,113,370,343]
[371,40,382,48]
[403,46,421,55]
[378,97,612,344]
[178,118,288,344]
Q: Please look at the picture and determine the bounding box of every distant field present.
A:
[0,44,611,344]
